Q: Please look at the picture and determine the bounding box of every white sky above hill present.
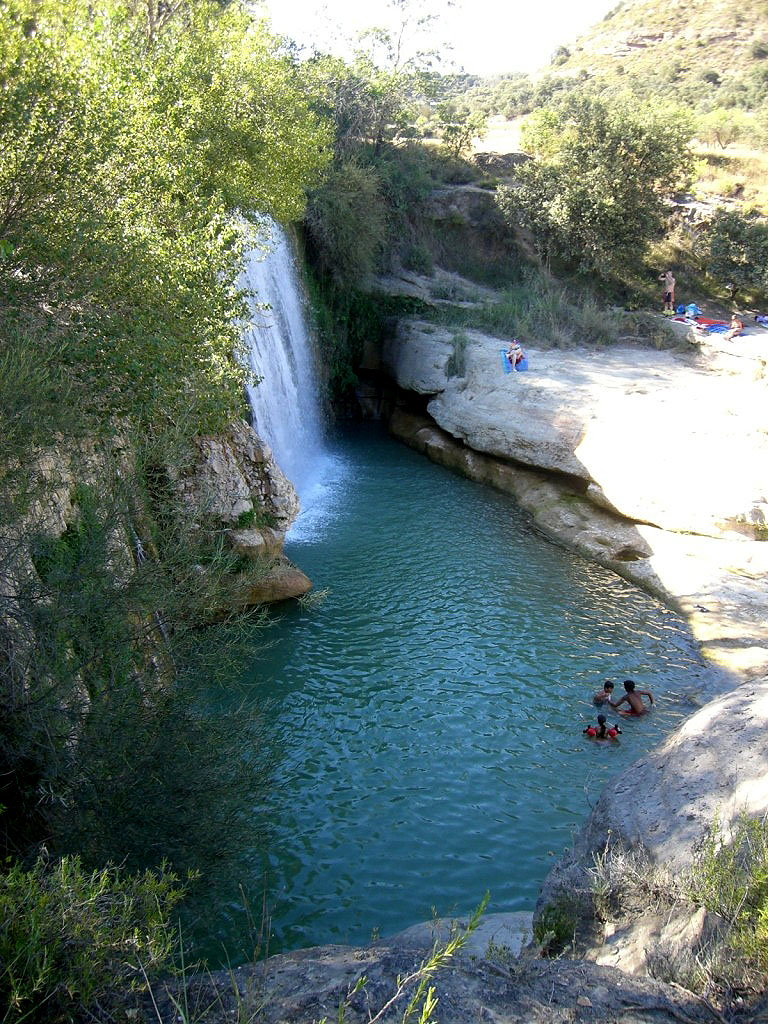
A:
[257,0,617,75]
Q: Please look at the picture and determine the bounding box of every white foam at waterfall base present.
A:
[240,220,332,529]
[286,449,352,545]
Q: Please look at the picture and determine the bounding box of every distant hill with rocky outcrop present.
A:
[552,0,768,106]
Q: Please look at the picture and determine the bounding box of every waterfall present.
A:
[240,219,326,505]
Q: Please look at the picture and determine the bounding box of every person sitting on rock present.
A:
[725,314,744,341]
[593,680,615,705]
[610,679,654,716]
[506,342,525,370]
[584,714,621,740]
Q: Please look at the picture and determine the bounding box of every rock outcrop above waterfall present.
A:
[179,419,299,529]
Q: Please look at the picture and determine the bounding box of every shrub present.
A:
[305,162,388,287]
[402,242,434,275]
[445,331,469,377]
[686,814,768,985]
[533,898,578,953]
[500,94,694,280]
[0,856,184,1023]
[706,208,768,301]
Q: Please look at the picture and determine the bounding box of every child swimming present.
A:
[583,714,622,740]
[610,679,654,716]
[593,680,615,705]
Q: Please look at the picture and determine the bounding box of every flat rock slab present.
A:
[385,319,768,538]
[145,946,714,1024]
[386,910,533,960]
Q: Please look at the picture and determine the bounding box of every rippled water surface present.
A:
[199,425,715,963]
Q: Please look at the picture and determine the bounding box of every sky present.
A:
[257,0,618,76]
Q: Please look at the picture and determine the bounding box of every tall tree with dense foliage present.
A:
[706,208,768,301]
[497,94,694,279]
[0,0,330,432]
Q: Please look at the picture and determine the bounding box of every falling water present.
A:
[240,220,326,503]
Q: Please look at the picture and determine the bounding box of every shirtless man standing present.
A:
[659,270,676,312]
[610,679,654,716]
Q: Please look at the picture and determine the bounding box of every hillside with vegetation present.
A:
[467,0,768,120]
[555,0,768,107]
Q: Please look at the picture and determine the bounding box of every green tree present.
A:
[0,0,330,432]
[698,106,751,149]
[497,94,694,278]
[0,0,329,899]
[437,103,487,157]
[305,162,388,286]
[706,208,768,301]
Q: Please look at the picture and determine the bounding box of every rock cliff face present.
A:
[179,418,311,604]
[180,419,300,528]
[11,420,311,615]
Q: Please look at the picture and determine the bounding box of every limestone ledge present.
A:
[382,319,768,541]
[144,913,715,1024]
[179,419,311,605]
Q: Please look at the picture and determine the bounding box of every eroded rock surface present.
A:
[145,942,714,1024]
[180,419,299,529]
[385,320,768,538]
[542,679,768,892]
[179,419,310,604]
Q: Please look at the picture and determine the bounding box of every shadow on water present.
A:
[182,422,725,968]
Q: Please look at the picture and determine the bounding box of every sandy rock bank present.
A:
[384,319,768,539]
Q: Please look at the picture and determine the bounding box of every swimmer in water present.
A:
[610,679,654,716]
[584,714,621,740]
[593,680,615,705]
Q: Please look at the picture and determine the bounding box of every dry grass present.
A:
[691,143,768,214]
[473,116,524,154]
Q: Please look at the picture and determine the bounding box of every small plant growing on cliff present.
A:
[532,898,578,955]
[685,813,768,990]
[235,507,278,529]
[0,856,185,1023]
[319,894,488,1024]
[445,331,469,378]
